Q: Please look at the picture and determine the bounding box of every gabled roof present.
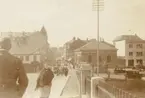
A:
[7,27,48,54]
[75,39,117,51]
[64,37,88,46]
[113,34,144,42]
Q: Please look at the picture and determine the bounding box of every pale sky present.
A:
[0,0,145,47]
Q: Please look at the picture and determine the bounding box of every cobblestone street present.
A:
[22,73,68,98]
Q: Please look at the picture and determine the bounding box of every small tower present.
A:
[40,26,48,40]
[40,26,47,35]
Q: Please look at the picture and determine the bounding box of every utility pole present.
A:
[92,0,104,76]
[96,0,100,76]
[91,1,104,98]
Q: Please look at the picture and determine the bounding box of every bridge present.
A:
[23,69,141,98]
[85,76,140,98]
[59,74,139,98]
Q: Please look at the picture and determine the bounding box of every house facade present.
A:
[74,39,118,68]
[0,26,52,64]
[113,34,145,67]
[63,37,88,61]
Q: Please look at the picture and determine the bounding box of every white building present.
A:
[0,26,53,64]
[113,34,145,67]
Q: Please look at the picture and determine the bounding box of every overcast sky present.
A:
[0,0,145,47]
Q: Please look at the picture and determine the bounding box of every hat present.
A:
[0,37,11,50]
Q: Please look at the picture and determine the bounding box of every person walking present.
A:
[35,59,54,98]
[0,37,28,98]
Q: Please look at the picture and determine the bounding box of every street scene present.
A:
[0,0,145,98]
[23,74,69,98]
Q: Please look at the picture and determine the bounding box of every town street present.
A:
[22,73,68,98]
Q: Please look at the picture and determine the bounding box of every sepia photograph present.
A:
[0,0,144,98]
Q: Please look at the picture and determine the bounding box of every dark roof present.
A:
[75,39,117,51]
[113,34,144,42]
[64,37,89,45]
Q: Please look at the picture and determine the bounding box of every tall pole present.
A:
[97,0,100,76]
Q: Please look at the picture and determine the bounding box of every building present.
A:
[74,39,117,68]
[0,26,53,64]
[63,37,88,61]
[113,34,145,67]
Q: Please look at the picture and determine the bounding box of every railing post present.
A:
[91,78,93,98]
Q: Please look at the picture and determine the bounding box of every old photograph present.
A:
[0,0,144,98]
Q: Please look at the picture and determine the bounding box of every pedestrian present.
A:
[0,37,28,98]
[35,59,54,98]
[64,67,68,77]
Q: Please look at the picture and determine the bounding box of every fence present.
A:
[98,80,141,98]
[85,77,143,98]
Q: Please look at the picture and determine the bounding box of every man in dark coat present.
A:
[35,59,54,98]
[0,37,28,98]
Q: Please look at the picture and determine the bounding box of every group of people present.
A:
[0,37,57,98]
[53,66,69,76]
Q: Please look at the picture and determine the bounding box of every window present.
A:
[129,52,133,56]
[136,52,143,56]
[33,55,37,61]
[107,55,111,62]
[20,56,23,61]
[129,44,133,48]
[88,55,92,63]
[25,55,29,61]
[136,59,143,65]
[136,44,143,48]
[128,60,134,67]
[99,56,102,62]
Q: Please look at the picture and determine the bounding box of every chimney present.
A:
[135,33,137,36]
[77,37,80,40]
[73,37,76,41]
[86,38,89,41]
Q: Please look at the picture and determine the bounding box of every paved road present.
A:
[22,73,68,98]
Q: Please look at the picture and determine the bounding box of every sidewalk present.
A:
[60,69,80,97]
[49,75,71,98]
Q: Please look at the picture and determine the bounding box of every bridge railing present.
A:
[98,80,140,98]
[85,76,142,98]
